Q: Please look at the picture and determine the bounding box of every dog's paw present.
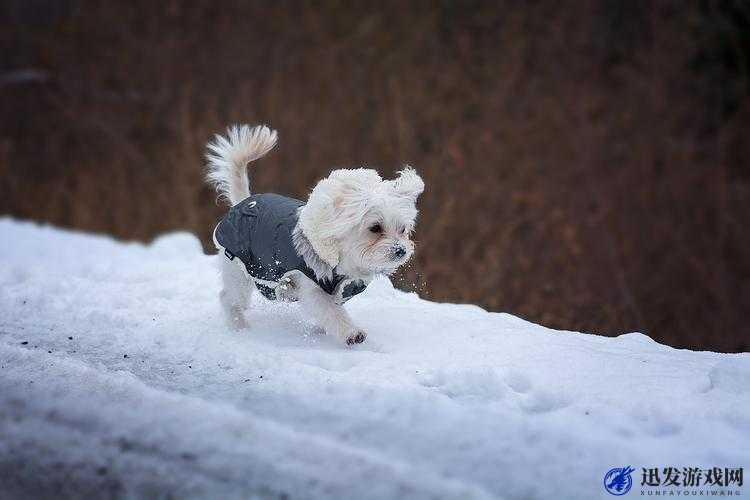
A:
[345,331,367,346]
[229,316,248,330]
[226,308,248,330]
[274,273,302,302]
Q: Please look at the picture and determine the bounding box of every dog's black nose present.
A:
[393,246,406,259]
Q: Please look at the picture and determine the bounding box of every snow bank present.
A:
[0,218,748,499]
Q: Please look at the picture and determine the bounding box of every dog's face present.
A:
[298,167,424,278]
[338,182,419,275]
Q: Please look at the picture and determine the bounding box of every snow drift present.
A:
[0,218,748,499]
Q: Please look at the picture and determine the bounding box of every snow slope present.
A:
[0,218,748,500]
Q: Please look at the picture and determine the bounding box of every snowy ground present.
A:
[0,218,748,500]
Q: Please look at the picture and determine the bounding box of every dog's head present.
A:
[297,167,424,278]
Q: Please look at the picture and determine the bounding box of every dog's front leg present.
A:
[291,273,366,345]
[306,293,367,345]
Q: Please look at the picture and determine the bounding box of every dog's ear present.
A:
[389,166,424,201]
[298,168,381,268]
[297,188,340,268]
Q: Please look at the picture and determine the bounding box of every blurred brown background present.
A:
[1,1,748,352]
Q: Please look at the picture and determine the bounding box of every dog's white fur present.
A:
[206,124,423,344]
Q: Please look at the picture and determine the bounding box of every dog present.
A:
[206,125,424,345]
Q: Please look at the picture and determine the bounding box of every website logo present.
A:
[604,466,635,496]
[603,466,743,496]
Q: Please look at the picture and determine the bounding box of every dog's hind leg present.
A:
[219,256,253,329]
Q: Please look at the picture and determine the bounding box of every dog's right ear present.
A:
[297,168,381,268]
[297,185,340,268]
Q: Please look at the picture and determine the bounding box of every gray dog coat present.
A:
[213,193,367,303]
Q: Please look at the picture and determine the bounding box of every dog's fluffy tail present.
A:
[205,124,278,205]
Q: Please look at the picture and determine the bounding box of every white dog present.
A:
[206,125,424,345]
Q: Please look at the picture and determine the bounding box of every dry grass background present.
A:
[1,1,748,351]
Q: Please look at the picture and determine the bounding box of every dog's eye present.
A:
[400,227,406,235]
[369,223,382,234]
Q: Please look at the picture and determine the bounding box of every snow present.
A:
[0,217,748,500]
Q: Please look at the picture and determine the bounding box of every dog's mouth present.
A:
[372,259,408,275]
[356,244,412,275]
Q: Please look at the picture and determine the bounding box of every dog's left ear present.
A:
[389,166,424,201]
